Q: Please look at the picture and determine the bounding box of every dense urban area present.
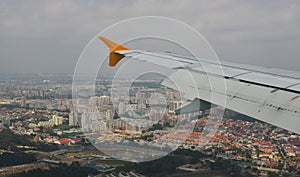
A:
[0,74,299,177]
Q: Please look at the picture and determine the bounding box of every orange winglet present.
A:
[99,36,130,67]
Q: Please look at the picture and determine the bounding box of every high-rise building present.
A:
[118,102,126,115]
[79,106,113,131]
[52,115,63,126]
[168,101,181,114]
[149,109,164,122]
[68,111,78,126]
[98,96,111,105]
[20,96,26,107]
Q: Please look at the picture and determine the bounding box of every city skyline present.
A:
[0,74,299,176]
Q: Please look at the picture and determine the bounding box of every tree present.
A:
[246,150,252,159]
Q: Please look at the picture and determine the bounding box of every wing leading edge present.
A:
[100,37,300,134]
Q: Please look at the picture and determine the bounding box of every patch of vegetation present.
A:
[13,164,98,177]
[0,152,36,167]
[0,130,32,151]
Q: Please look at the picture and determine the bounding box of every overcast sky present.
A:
[0,0,299,74]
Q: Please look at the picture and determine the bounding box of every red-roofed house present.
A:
[54,138,70,145]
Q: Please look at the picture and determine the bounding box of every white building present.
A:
[52,115,63,126]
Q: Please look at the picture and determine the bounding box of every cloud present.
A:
[0,0,299,73]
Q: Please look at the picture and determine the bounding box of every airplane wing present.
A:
[100,37,300,134]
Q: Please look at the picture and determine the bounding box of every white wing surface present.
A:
[100,37,300,134]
